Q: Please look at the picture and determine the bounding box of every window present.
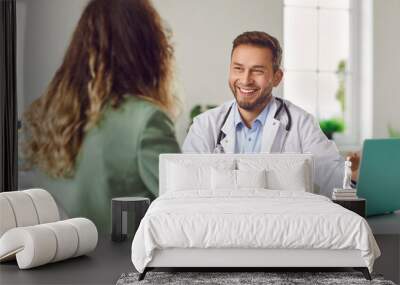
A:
[283,0,359,146]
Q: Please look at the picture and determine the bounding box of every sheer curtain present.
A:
[0,0,18,192]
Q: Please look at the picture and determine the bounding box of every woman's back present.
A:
[41,97,179,233]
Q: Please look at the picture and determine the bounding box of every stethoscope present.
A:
[214,97,292,154]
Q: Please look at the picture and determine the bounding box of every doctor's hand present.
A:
[347,152,361,181]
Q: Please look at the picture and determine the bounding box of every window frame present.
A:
[282,0,361,148]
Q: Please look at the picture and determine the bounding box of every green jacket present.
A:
[39,97,180,233]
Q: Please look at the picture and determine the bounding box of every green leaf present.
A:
[388,125,400,138]
[205,104,217,110]
[319,118,345,135]
[190,105,202,120]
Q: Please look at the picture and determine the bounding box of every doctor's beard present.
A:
[230,83,272,111]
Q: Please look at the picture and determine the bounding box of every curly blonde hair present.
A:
[23,0,177,178]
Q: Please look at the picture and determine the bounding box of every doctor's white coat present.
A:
[182,97,345,197]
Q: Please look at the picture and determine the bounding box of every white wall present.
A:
[372,0,400,138]
[359,0,374,142]
[17,0,89,115]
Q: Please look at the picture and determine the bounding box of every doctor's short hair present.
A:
[232,31,282,72]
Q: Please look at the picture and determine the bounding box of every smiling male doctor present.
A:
[182,31,357,197]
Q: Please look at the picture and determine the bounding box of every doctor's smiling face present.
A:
[229,32,283,115]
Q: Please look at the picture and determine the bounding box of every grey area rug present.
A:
[116,272,396,285]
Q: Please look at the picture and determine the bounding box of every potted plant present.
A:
[319,118,345,140]
[319,60,347,140]
[189,104,217,126]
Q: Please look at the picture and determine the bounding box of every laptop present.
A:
[357,138,400,216]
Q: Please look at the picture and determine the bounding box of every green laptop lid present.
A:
[357,139,400,216]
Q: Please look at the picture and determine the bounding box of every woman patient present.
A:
[22,0,180,233]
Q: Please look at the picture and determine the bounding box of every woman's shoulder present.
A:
[121,96,162,113]
[104,96,168,124]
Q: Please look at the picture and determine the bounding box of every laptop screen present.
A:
[357,139,400,216]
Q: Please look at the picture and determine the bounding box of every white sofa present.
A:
[0,189,97,269]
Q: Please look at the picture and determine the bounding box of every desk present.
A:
[367,211,400,284]
[0,236,133,285]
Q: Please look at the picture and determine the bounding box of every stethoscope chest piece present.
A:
[213,144,224,154]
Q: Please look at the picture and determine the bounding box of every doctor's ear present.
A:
[272,69,283,87]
